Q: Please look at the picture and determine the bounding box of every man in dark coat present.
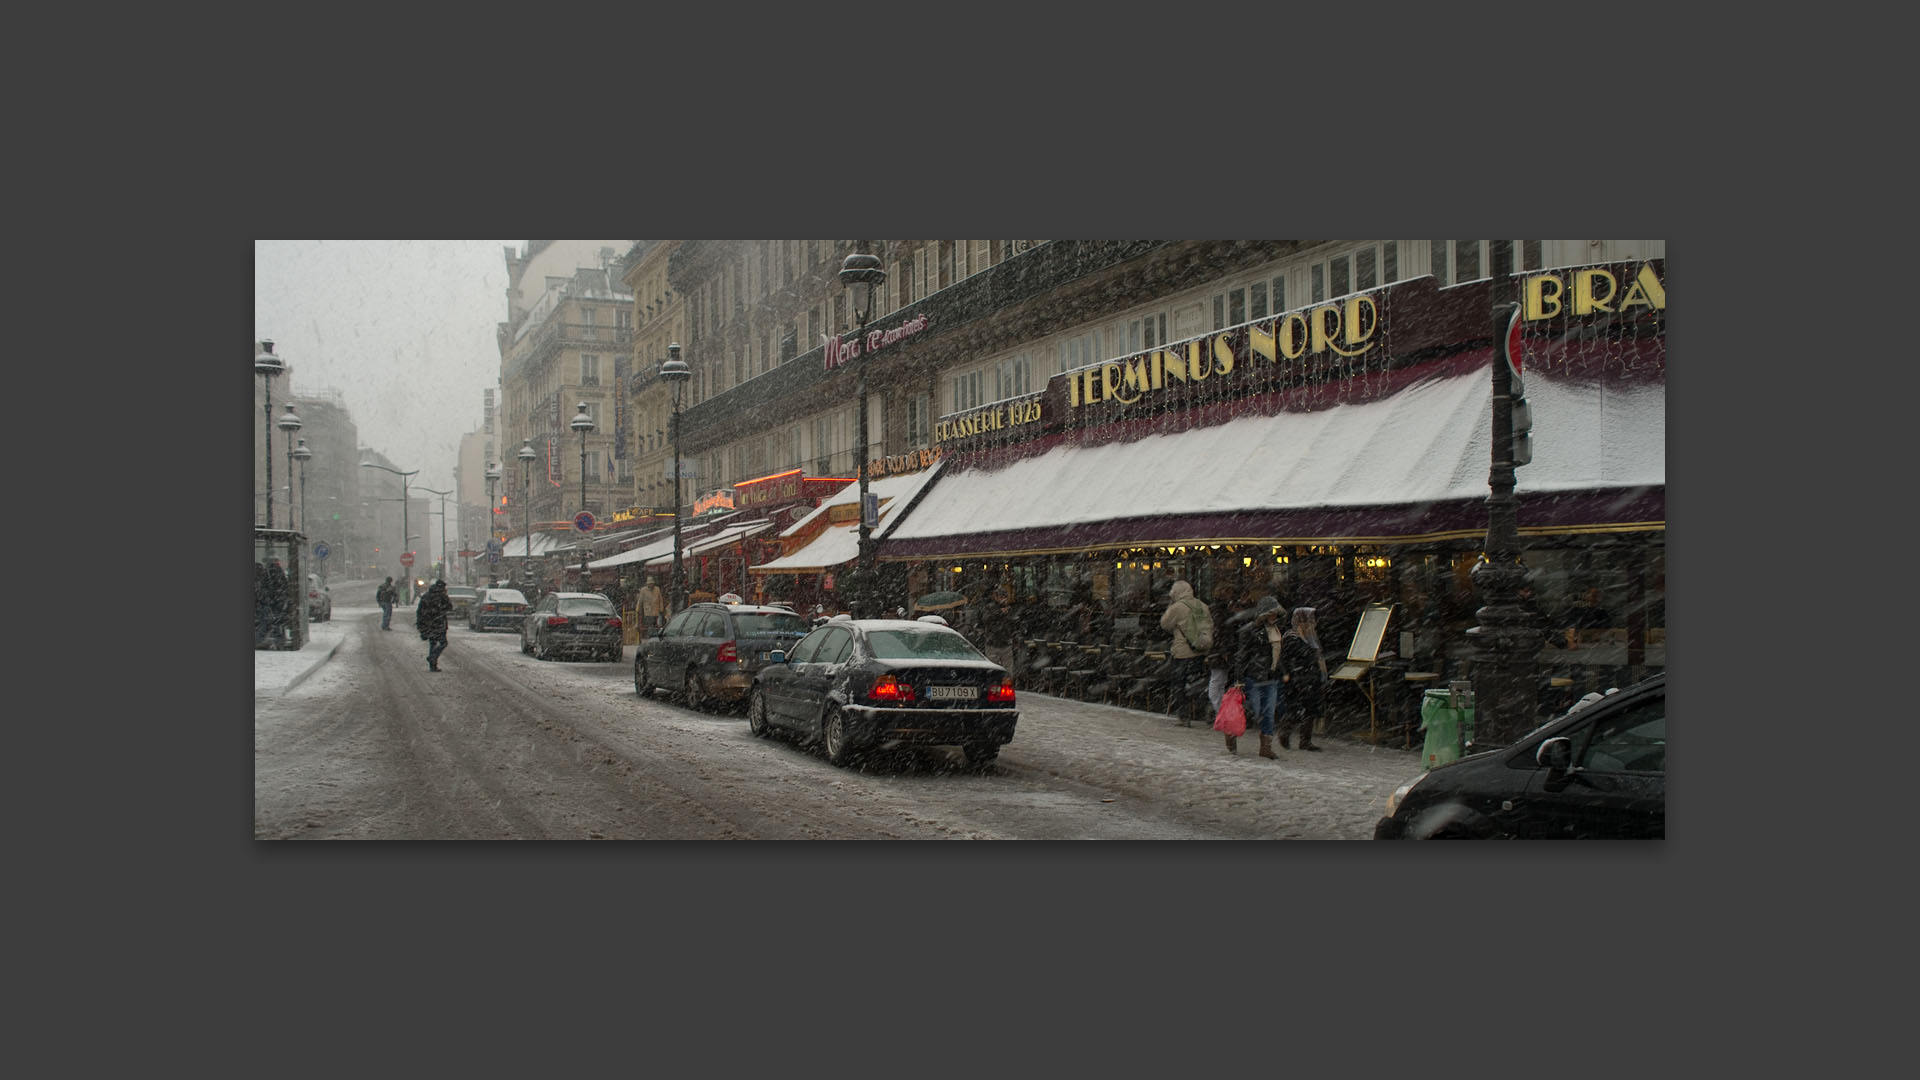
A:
[262,560,291,649]
[376,576,398,630]
[416,579,452,671]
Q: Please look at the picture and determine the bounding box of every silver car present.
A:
[469,587,530,632]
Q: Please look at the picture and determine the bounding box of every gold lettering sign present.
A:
[1525,262,1665,320]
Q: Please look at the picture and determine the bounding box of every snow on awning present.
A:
[588,532,680,570]
[751,470,942,574]
[678,520,775,558]
[881,369,1666,560]
[500,531,568,558]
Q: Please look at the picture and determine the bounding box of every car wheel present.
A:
[964,742,1001,769]
[822,706,856,767]
[747,690,772,737]
[634,657,652,697]
[685,671,708,713]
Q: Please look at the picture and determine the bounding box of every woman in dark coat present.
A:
[416,579,452,671]
[1229,595,1287,758]
[1278,606,1328,751]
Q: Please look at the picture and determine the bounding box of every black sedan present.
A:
[522,591,624,662]
[1374,673,1665,839]
[747,617,1019,769]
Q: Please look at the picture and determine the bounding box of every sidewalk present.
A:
[254,620,350,695]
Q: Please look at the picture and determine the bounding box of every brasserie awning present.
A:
[880,365,1666,561]
[749,470,943,574]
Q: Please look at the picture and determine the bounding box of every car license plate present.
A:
[926,686,977,700]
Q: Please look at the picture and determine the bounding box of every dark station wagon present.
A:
[634,602,812,712]
[522,591,624,662]
[1375,673,1665,840]
[468,587,530,632]
[748,617,1019,768]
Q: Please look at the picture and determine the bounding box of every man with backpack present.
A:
[376,576,398,630]
[1159,579,1214,726]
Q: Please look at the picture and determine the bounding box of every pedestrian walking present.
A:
[638,575,665,636]
[1279,606,1328,751]
[1231,595,1288,758]
[1159,579,1213,726]
[416,579,452,671]
[262,559,291,649]
[1205,583,1239,715]
[376,576,398,630]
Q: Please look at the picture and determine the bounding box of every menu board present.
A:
[1346,604,1396,662]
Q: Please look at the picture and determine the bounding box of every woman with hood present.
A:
[1159,580,1213,725]
[1230,595,1288,758]
[1278,606,1328,751]
[416,579,453,672]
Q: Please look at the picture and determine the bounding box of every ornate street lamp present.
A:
[571,402,595,586]
[661,344,691,612]
[485,461,502,584]
[278,404,303,534]
[839,246,887,618]
[291,438,312,536]
[518,438,537,581]
[255,341,285,527]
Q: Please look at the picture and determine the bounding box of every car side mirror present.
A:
[1536,736,1574,773]
[768,649,787,665]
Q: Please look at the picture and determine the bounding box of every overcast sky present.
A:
[254,240,516,492]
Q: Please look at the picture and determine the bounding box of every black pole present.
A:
[671,388,685,612]
[1467,241,1540,745]
[262,377,274,529]
[855,310,871,619]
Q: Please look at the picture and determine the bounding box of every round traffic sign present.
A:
[400,551,415,567]
[313,542,330,560]
[574,511,596,533]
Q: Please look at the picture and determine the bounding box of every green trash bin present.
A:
[1420,689,1476,771]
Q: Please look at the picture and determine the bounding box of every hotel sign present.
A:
[824,313,932,371]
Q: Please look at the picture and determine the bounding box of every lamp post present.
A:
[518,438,536,588]
[1468,241,1540,746]
[571,402,595,586]
[255,341,285,527]
[361,461,419,600]
[485,461,502,585]
[291,438,312,537]
[839,246,887,618]
[422,487,452,582]
[660,344,691,613]
[277,405,303,537]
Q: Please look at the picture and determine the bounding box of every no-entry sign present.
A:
[400,551,415,567]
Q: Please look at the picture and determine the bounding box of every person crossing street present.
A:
[416,579,451,671]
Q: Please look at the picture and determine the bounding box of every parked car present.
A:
[468,587,530,632]
[306,573,331,622]
[522,591,624,662]
[634,601,811,713]
[446,585,481,622]
[1374,673,1665,839]
[748,617,1019,768]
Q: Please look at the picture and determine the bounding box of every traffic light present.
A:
[1502,303,1532,467]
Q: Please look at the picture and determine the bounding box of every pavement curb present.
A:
[277,635,343,694]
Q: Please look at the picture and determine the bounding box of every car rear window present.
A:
[557,598,613,616]
[487,590,528,605]
[731,613,809,636]
[865,629,984,661]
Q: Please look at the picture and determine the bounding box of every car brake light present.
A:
[716,640,738,663]
[481,604,494,613]
[546,615,568,627]
[867,675,915,702]
[605,616,622,630]
[987,679,1016,704]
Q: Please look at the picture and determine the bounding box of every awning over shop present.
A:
[750,470,943,574]
[500,531,570,558]
[676,520,776,560]
[881,366,1666,560]
[588,532,680,570]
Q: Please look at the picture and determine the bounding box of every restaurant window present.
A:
[1522,239,1543,271]
[1354,248,1377,291]
[952,368,986,412]
[1250,281,1268,320]
[1455,240,1482,284]
[906,393,931,449]
[996,353,1032,400]
[1311,264,1325,303]
[1430,242,1449,287]
[1383,242,1398,284]
[580,354,600,385]
[1129,311,1167,351]
[1329,255,1351,297]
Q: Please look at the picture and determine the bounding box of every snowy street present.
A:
[257,581,1428,840]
